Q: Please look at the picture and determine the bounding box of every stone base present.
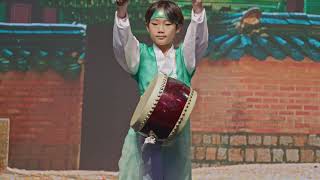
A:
[192,132,320,168]
[9,144,80,170]
[0,118,9,172]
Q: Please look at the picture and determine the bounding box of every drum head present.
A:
[130,73,167,132]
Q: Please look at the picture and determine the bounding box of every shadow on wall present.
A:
[80,24,140,171]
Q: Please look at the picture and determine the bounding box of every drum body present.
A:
[130,73,197,142]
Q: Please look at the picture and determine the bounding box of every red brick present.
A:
[254,104,269,109]
[270,105,286,110]
[280,99,294,104]
[304,105,319,111]
[191,59,320,136]
[221,91,232,96]
[304,93,318,98]
[254,92,270,96]
[264,85,279,90]
[263,98,279,103]
[296,99,312,104]
[279,111,294,115]
[313,87,320,92]
[234,91,253,97]
[0,71,83,170]
[280,86,295,91]
[287,105,302,110]
[287,93,302,97]
[246,98,262,103]
[271,92,287,97]
[296,87,311,91]
[248,85,262,90]
[296,111,310,116]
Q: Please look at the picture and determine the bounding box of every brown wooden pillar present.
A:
[0,118,9,172]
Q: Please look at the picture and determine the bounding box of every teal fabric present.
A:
[151,9,168,20]
[118,43,193,180]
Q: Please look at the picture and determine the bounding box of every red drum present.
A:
[130,73,197,142]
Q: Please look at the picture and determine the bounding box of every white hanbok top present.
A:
[113,9,208,78]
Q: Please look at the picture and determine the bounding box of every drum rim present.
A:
[166,89,198,142]
[130,73,168,132]
[157,89,198,145]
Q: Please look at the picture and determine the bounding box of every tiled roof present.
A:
[0,23,86,34]
[0,23,86,78]
[0,23,86,52]
[207,10,320,61]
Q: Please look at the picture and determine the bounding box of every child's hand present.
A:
[116,0,129,6]
[116,0,129,18]
[192,0,203,14]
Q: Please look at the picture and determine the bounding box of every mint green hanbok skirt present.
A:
[118,119,192,180]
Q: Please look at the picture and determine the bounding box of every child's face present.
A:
[147,18,180,48]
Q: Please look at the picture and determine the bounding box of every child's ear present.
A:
[146,23,150,33]
[176,25,182,33]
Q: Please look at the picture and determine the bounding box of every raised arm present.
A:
[113,0,140,74]
[183,0,209,74]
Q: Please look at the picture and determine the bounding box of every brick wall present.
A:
[190,56,320,166]
[0,118,9,172]
[0,70,84,170]
[191,132,320,167]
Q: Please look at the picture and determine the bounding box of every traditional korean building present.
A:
[0,0,319,171]
[191,8,320,166]
[0,22,86,170]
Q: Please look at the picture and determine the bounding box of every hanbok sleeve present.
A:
[113,11,140,75]
[182,9,209,74]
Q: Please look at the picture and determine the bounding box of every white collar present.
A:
[153,44,176,76]
[153,44,175,59]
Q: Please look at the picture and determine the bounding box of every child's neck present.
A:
[156,44,173,56]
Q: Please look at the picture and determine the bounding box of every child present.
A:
[113,0,208,179]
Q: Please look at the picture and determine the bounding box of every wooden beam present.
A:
[0,118,9,172]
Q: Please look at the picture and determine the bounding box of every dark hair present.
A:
[145,0,184,26]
